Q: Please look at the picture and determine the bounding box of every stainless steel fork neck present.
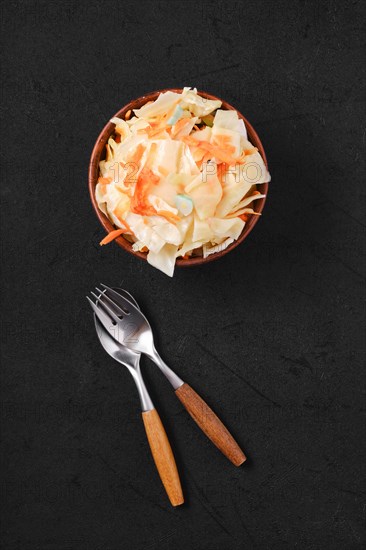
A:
[128,364,154,412]
[149,348,184,390]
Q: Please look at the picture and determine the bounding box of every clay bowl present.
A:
[88,88,269,267]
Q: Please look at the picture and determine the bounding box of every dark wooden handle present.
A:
[142,409,184,506]
[175,383,246,466]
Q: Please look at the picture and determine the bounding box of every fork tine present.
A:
[90,291,120,322]
[95,287,125,317]
[86,296,115,332]
[100,284,135,313]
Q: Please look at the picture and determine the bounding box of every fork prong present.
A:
[86,296,115,332]
[90,291,120,322]
[94,287,106,298]
[95,287,125,317]
[100,284,135,313]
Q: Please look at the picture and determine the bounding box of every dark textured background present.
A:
[1,1,365,549]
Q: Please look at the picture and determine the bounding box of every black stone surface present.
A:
[1,1,365,549]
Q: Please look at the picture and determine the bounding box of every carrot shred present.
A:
[129,167,181,222]
[158,210,181,223]
[147,114,170,136]
[98,177,112,185]
[130,167,160,216]
[100,217,135,246]
[171,117,192,137]
[239,214,249,222]
[100,229,125,246]
[182,136,237,164]
[184,134,257,165]
[137,102,182,139]
[128,143,145,165]
[147,127,166,137]
[213,134,233,148]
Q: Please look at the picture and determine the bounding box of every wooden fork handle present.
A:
[175,383,246,466]
[142,409,184,506]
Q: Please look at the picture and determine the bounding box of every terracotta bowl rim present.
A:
[88,88,269,267]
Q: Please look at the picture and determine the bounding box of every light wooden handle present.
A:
[142,409,184,506]
[175,383,246,466]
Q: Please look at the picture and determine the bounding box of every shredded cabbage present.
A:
[96,88,270,276]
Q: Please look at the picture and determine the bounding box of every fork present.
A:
[88,284,246,466]
[92,288,184,507]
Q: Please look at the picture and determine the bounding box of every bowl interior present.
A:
[88,88,269,266]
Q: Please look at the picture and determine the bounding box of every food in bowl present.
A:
[96,87,270,276]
